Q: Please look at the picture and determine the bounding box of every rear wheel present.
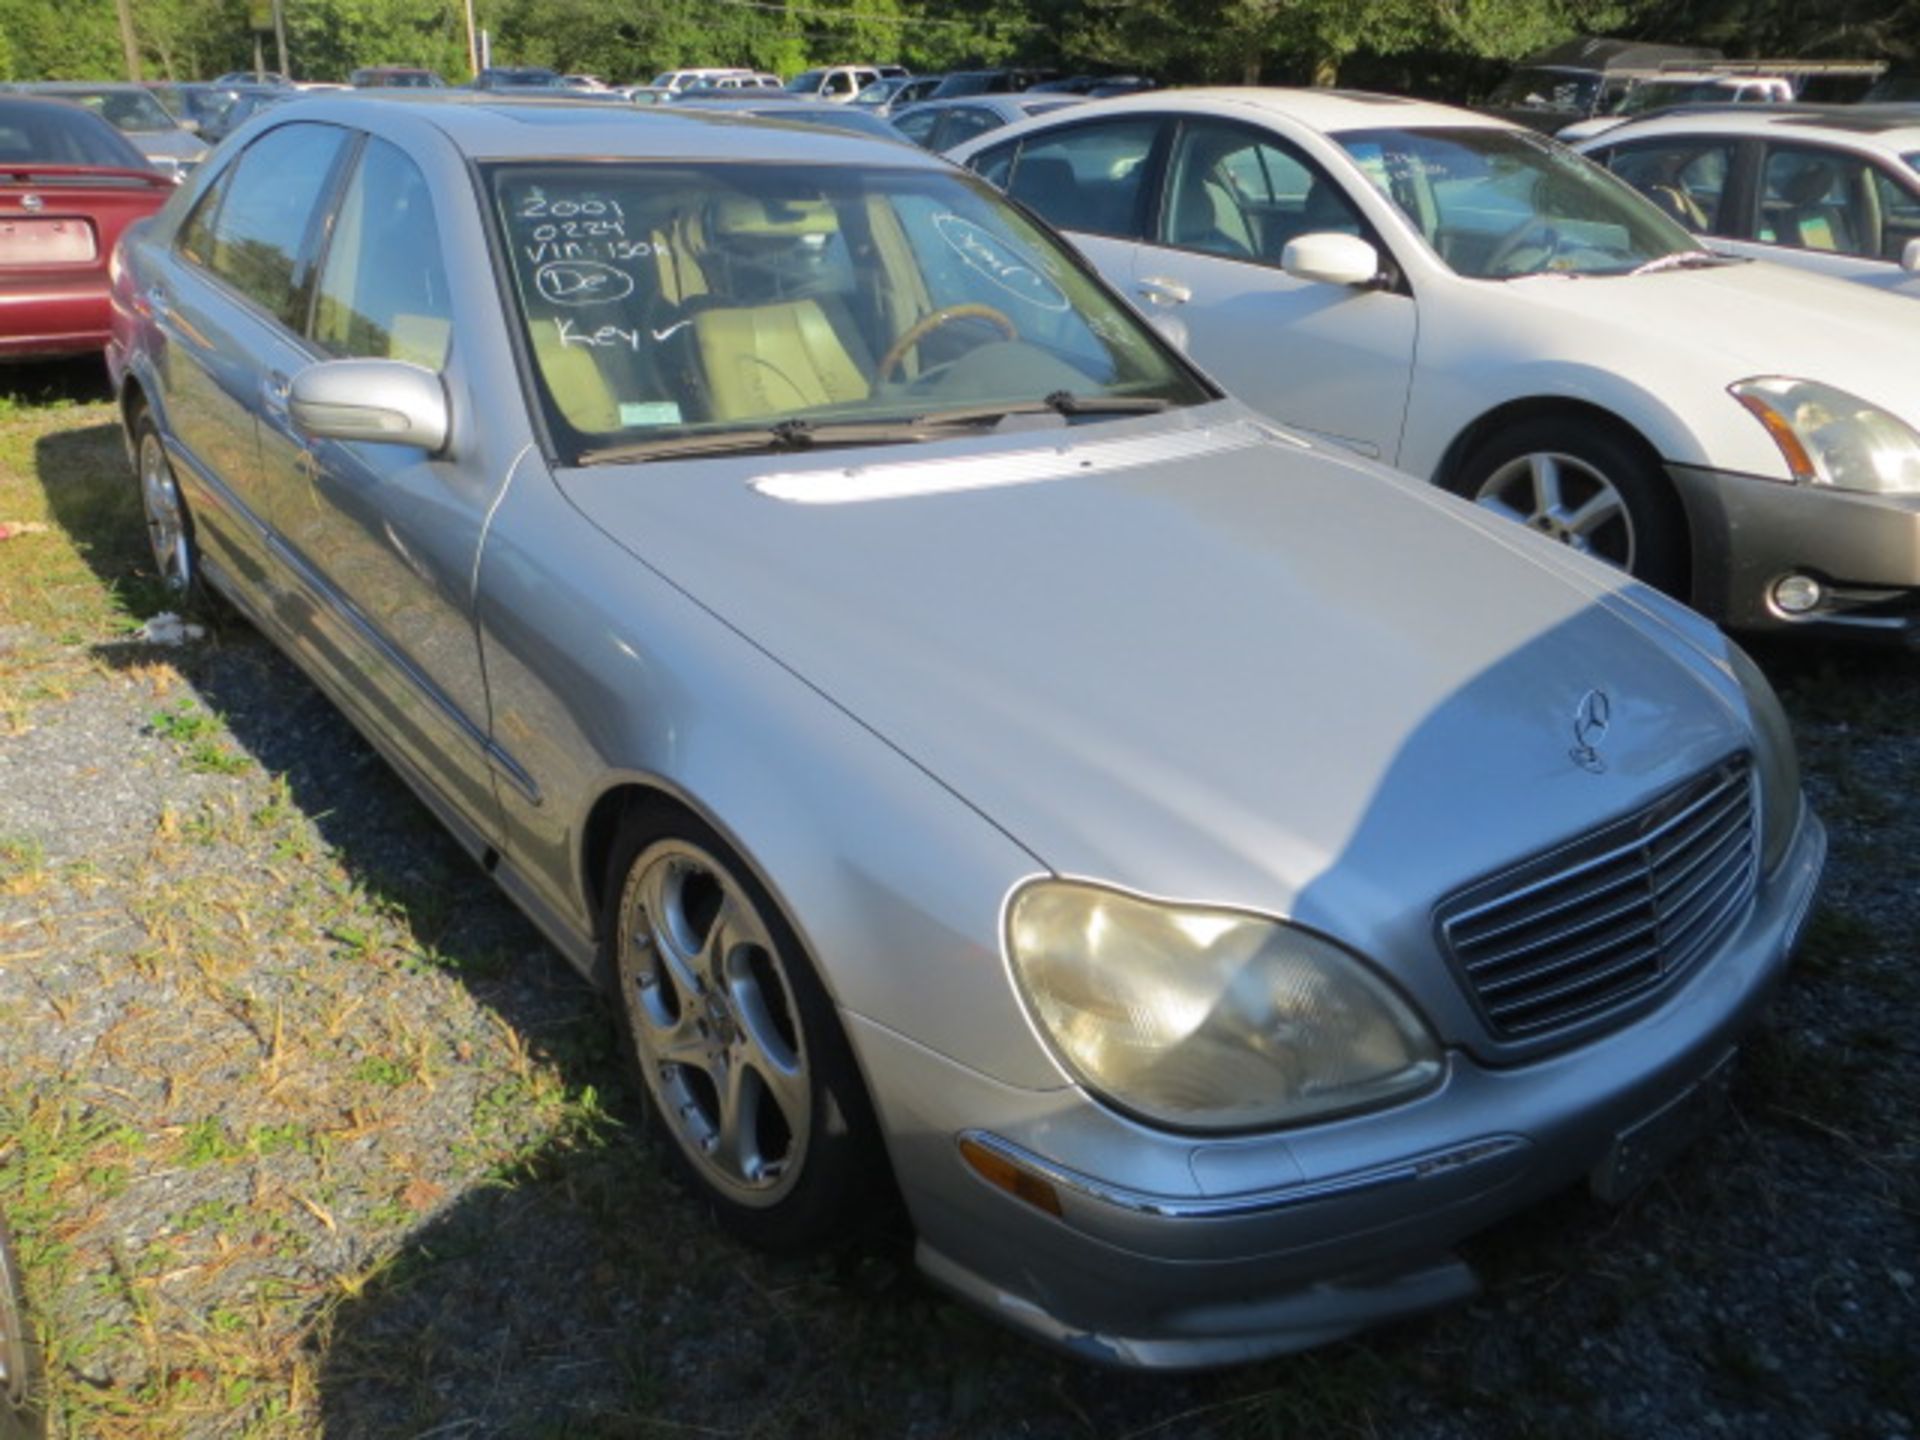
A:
[1450,417,1686,596]
[604,810,885,1253]
[133,409,202,604]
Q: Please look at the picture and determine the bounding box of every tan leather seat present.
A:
[691,299,871,420]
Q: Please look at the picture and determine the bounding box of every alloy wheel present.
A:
[139,429,193,595]
[1472,449,1637,572]
[617,840,810,1207]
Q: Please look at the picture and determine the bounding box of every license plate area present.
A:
[0,218,97,265]
[1591,1047,1736,1204]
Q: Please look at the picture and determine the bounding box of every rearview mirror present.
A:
[1903,238,1920,274]
[290,359,449,451]
[1281,232,1382,288]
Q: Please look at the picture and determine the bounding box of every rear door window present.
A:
[1002,118,1161,238]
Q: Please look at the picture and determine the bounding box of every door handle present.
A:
[1136,276,1192,305]
[146,285,170,319]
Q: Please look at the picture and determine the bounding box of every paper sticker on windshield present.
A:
[934,213,1069,312]
[620,402,683,427]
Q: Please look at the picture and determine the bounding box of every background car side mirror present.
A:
[290,359,449,452]
[179,118,202,136]
[1281,232,1382,289]
[1903,238,1920,275]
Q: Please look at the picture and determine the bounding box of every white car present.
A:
[649,68,765,94]
[1574,104,1920,300]
[783,65,885,102]
[950,88,1920,636]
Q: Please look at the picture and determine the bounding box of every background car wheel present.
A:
[1450,417,1687,596]
[0,1215,46,1440]
[604,809,886,1254]
[133,408,203,605]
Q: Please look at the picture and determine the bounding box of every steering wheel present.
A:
[1484,219,1559,276]
[876,304,1018,384]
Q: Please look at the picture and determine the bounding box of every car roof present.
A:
[1582,102,1920,150]
[227,91,953,168]
[1042,86,1512,134]
[16,80,151,93]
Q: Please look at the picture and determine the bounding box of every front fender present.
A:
[475,465,1065,1092]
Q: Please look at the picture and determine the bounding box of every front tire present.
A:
[604,810,885,1254]
[1449,417,1687,596]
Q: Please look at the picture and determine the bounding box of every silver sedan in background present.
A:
[109,93,1822,1367]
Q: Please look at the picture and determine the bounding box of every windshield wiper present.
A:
[905,392,1174,428]
[1629,249,1740,276]
[576,395,1174,466]
[577,417,961,466]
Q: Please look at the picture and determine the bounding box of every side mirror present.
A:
[178,118,202,136]
[290,359,449,451]
[1903,238,1920,274]
[1281,232,1382,288]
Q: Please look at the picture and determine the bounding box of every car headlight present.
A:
[1005,882,1441,1132]
[1731,377,1920,494]
[1725,644,1802,872]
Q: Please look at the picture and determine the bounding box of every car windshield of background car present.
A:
[1613,80,1727,116]
[487,160,1209,463]
[1338,126,1697,278]
[1486,68,1601,113]
[66,88,179,134]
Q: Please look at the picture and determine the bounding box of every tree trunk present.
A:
[1312,53,1338,87]
[114,0,142,81]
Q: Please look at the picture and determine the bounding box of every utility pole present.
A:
[272,0,290,79]
[114,0,142,81]
[463,0,479,79]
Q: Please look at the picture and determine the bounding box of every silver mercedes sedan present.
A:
[107,94,1825,1368]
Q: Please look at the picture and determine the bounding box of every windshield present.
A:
[1337,126,1697,278]
[1486,68,1601,114]
[785,71,826,93]
[54,87,178,134]
[487,161,1209,463]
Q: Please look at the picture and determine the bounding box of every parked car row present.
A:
[86,80,1847,1372]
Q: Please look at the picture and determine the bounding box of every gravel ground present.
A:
[0,390,1915,1438]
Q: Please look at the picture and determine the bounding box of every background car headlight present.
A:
[1005,882,1441,1132]
[1731,378,1920,495]
[1726,643,1802,872]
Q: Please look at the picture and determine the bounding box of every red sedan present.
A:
[0,96,174,361]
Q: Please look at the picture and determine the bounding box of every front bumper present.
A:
[1672,463,1920,636]
[853,806,1825,1370]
